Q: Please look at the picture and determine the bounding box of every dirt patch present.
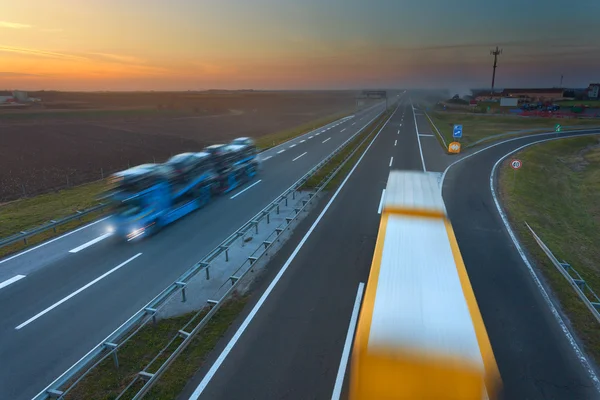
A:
[0,91,366,201]
[557,142,600,172]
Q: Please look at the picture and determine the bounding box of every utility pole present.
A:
[490,46,502,96]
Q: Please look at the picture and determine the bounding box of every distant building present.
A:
[0,91,14,104]
[502,88,565,102]
[587,83,600,99]
[473,88,565,102]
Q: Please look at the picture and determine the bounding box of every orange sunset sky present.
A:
[1,0,599,91]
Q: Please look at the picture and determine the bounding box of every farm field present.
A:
[0,90,368,201]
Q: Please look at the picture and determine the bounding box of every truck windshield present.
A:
[115,199,144,218]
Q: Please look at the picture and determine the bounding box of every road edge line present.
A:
[410,98,427,172]
[488,135,600,391]
[331,282,365,400]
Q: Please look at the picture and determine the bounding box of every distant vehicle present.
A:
[105,143,259,241]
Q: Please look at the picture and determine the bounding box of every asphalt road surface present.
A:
[182,98,432,400]
[443,128,600,400]
[182,105,600,400]
[0,98,395,400]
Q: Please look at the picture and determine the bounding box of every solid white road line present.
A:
[419,134,435,137]
[262,156,272,161]
[341,128,346,132]
[322,137,331,143]
[394,139,397,146]
[15,253,142,330]
[277,150,285,154]
[0,216,111,266]
[292,152,307,162]
[230,180,262,199]
[378,189,386,214]
[300,139,306,143]
[69,232,112,253]
[0,275,26,290]
[188,106,399,400]
[331,282,365,400]
[488,137,600,392]
[389,157,393,167]
[410,98,427,172]
[289,144,297,148]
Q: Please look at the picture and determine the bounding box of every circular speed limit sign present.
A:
[510,159,522,169]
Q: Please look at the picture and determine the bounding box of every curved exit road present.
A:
[443,129,600,399]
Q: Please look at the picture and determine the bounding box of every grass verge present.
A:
[498,135,600,366]
[255,109,355,150]
[64,296,248,400]
[428,111,600,148]
[0,180,108,258]
[301,109,391,190]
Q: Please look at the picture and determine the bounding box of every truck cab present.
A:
[106,164,170,240]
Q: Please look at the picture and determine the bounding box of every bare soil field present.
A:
[0,91,365,201]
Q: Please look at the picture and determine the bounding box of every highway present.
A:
[0,98,392,400]
[181,97,600,400]
[182,97,447,399]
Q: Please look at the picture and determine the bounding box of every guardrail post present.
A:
[574,279,586,290]
[292,190,296,200]
[276,204,280,214]
[267,212,270,224]
[253,221,259,234]
[176,281,186,302]
[145,307,157,325]
[285,196,288,207]
[206,265,210,280]
[230,275,239,286]
[104,342,119,369]
[46,389,64,398]
[263,240,272,250]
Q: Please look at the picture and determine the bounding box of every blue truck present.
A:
[104,138,260,241]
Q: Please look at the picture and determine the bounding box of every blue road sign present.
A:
[453,124,463,138]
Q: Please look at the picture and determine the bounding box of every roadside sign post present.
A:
[510,159,522,189]
[453,124,463,139]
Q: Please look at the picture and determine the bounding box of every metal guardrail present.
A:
[0,203,109,250]
[526,222,600,325]
[33,103,394,400]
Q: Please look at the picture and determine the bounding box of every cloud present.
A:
[0,21,31,29]
[89,52,144,64]
[0,45,88,61]
[0,71,43,77]
[40,28,63,33]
